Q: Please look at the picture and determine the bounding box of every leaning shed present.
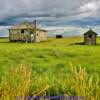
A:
[83,29,98,45]
[9,21,47,42]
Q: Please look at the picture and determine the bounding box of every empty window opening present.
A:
[89,34,92,38]
[21,30,25,33]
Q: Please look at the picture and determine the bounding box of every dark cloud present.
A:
[0,0,100,37]
[0,0,100,21]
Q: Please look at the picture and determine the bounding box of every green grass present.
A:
[0,37,100,99]
[0,37,100,75]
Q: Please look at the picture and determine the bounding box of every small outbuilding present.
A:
[9,21,47,42]
[56,35,63,38]
[83,29,98,45]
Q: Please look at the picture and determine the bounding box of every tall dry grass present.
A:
[0,65,32,100]
[0,64,99,100]
[64,64,100,100]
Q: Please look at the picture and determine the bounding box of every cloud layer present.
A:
[0,0,100,20]
[0,0,100,37]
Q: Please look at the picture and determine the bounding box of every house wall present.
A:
[35,31,47,42]
[84,34,96,45]
[9,29,34,42]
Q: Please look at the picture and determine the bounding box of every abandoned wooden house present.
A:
[83,29,98,45]
[9,21,47,42]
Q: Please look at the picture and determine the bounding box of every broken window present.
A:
[21,30,24,33]
[89,34,92,38]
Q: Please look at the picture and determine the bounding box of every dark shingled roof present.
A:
[84,29,98,35]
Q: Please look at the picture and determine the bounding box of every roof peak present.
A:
[84,29,98,35]
[9,22,47,32]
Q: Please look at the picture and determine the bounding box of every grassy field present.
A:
[0,37,100,100]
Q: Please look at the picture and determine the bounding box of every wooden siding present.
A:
[35,31,47,42]
[84,34,97,45]
[9,29,47,42]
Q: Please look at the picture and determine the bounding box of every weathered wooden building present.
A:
[83,29,98,45]
[9,21,47,42]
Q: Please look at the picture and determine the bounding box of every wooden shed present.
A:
[9,21,47,42]
[83,29,98,45]
[56,35,63,38]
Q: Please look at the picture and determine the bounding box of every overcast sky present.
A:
[0,0,100,37]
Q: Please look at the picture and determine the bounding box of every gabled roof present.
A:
[10,22,34,29]
[84,29,98,35]
[9,22,47,32]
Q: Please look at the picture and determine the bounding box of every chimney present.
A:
[34,20,37,42]
[34,20,37,33]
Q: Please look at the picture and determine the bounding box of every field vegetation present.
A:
[0,37,100,100]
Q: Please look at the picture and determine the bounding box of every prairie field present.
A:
[0,37,100,100]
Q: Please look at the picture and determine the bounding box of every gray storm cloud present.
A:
[1,0,100,37]
[0,0,100,21]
